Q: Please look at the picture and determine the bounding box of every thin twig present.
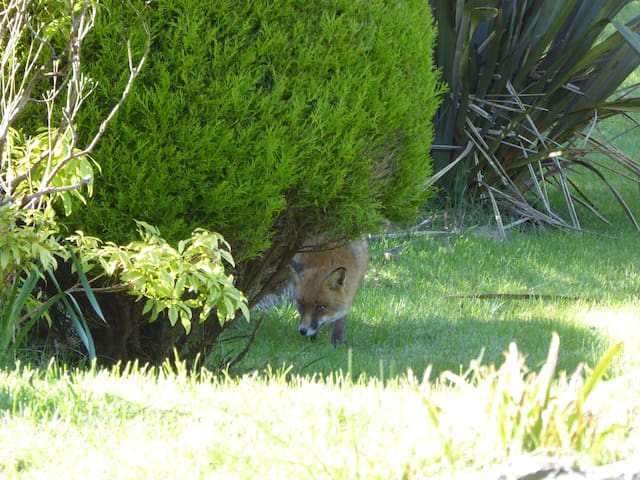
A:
[223,315,264,371]
[368,230,455,240]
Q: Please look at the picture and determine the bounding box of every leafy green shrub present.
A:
[74,0,441,252]
[429,0,640,233]
[70,222,249,335]
[62,0,443,363]
[1,1,248,365]
[0,0,110,363]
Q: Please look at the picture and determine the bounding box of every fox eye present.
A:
[315,304,326,313]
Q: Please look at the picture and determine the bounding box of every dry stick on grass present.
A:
[445,293,583,301]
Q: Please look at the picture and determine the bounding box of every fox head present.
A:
[291,260,350,338]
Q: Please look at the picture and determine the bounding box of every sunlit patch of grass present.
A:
[1,345,637,479]
[574,302,640,372]
[421,335,630,471]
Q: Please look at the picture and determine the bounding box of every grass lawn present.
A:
[229,225,640,381]
[2,162,639,479]
[1,5,640,479]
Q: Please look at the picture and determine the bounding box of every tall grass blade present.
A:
[46,270,97,361]
[580,341,623,402]
[69,248,107,324]
[537,332,560,408]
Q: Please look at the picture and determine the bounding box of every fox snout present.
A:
[297,311,320,338]
[298,326,315,337]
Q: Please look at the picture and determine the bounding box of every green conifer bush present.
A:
[64,0,443,362]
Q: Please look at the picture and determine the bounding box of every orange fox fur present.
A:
[291,237,368,345]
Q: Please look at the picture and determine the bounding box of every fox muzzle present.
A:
[298,326,316,337]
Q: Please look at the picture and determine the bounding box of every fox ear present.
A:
[326,267,346,288]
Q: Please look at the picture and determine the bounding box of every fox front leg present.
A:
[329,316,346,346]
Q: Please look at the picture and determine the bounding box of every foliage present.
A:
[429,0,640,234]
[60,0,443,363]
[70,222,249,334]
[0,1,247,365]
[0,210,59,279]
[0,0,104,362]
[428,333,623,463]
[0,210,104,363]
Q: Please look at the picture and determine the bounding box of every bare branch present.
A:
[2,0,150,211]
[81,0,151,156]
[40,0,150,192]
[1,175,93,209]
[25,176,92,207]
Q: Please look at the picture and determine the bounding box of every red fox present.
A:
[291,237,369,345]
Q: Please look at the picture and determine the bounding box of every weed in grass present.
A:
[420,333,627,472]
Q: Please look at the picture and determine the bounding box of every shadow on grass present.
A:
[218,301,610,383]
[215,216,639,382]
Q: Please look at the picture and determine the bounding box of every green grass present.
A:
[225,226,640,381]
[0,348,637,480]
[6,122,640,480]
[2,200,639,475]
[0,338,638,479]
[2,5,640,478]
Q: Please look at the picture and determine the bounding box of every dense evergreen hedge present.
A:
[65,0,442,362]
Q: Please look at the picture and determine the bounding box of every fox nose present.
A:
[298,327,308,336]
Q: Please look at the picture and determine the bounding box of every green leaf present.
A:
[174,274,187,296]
[238,299,250,322]
[613,20,640,57]
[0,250,10,272]
[168,305,178,326]
[69,247,107,324]
[7,269,41,328]
[580,341,623,402]
[181,314,192,335]
[142,299,154,315]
